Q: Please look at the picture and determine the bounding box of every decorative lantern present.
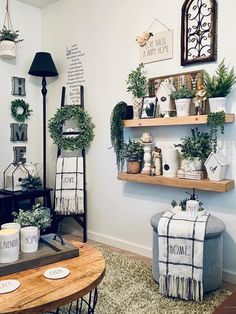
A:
[4,163,29,191]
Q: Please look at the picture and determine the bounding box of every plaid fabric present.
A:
[55,157,84,214]
[158,210,209,302]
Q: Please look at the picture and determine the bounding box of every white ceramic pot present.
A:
[175,98,191,117]
[0,229,19,263]
[20,226,39,253]
[0,40,16,59]
[209,97,227,113]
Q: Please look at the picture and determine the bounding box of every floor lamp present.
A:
[28,52,58,189]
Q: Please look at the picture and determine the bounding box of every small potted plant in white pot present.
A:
[126,63,147,119]
[0,26,23,59]
[171,85,195,117]
[124,139,144,174]
[175,128,212,172]
[204,59,236,112]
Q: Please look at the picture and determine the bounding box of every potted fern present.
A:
[204,59,236,112]
[126,63,147,119]
[124,139,144,174]
[170,85,195,117]
[0,26,23,59]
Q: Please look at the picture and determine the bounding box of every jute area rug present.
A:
[54,245,231,314]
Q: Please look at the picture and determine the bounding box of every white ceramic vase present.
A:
[0,40,16,59]
[175,98,191,117]
[209,97,227,113]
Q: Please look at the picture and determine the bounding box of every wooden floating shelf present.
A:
[124,114,235,128]
[118,173,234,193]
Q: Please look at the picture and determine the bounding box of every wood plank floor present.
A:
[63,233,236,292]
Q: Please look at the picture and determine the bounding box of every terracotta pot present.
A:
[127,161,141,174]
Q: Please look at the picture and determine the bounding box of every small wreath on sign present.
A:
[48,105,95,151]
[11,99,32,122]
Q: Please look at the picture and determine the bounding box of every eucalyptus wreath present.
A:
[11,99,32,122]
[48,105,95,151]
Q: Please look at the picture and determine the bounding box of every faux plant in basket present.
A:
[13,203,52,233]
[204,59,236,112]
[170,85,195,117]
[126,63,147,119]
[175,128,212,171]
[124,139,144,174]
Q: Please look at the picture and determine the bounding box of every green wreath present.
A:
[48,105,95,151]
[11,99,32,122]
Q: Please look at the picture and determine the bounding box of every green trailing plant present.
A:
[110,101,127,172]
[0,26,23,43]
[170,85,195,99]
[13,203,52,231]
[124,139,144,161]
[207,111,225,153]
[126,63,147,98]
[11,99,32,122]
[175,128,212,161]
[48,105,95,151]
[203,59,236,97]
[20,175,43,192]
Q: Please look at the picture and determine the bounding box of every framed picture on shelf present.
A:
[140,97,157,119]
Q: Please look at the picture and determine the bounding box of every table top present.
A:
[0,240,105,314]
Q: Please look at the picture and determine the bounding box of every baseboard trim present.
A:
[88,230,152,258]
[223,270,236,284]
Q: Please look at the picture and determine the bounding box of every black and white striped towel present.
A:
[158,210,209,302]
[55,157,84,214]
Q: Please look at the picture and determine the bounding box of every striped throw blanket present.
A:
[55,156,84,214]
[158,210,209,302]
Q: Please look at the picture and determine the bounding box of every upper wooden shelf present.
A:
[118,173,234,193]
[124,114,235,128]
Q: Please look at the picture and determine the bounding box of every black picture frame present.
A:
[181,0,217,66]
[140,97,157,119]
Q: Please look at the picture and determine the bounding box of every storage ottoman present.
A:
[150,211,226,293]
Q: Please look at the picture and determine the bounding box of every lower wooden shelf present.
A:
[118,172,234,192]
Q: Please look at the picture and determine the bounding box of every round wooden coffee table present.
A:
[0,241,105,314]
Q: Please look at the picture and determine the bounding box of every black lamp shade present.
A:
[28,52,58,77]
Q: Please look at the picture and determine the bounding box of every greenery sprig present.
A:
[13,204,52,231]
[20,175,43,192]
[48,105,95,151]
[204,59,236,97]
[0,26,23,43]
[110,101,127,172]
[207,111,225,153]
[124,139,144,161]
[170,85,195,99]
[11,99,32,122]
[126,63,147,98]
[175,128,212,161]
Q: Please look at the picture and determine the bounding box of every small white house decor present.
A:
[4,163,29,191]
[156,79,176,117]
[204,151,228,181]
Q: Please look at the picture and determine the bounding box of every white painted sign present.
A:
[140,30,173,64]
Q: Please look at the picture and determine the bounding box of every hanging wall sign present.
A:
[11,77,26,96]
[140,30,173,64]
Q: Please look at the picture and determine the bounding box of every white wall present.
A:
[42,0,236,280]
[0,0,42,185]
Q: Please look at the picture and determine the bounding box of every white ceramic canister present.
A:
[162,148,179,177]
[20,226,39,253]
[186,199,199,214]
[0,229,19,263]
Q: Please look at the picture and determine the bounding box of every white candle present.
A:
[0,229,19,263]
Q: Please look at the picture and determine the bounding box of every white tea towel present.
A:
[55,156,84,214]
[158,210,209,302]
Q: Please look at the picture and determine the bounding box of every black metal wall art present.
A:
[181,0,217,66]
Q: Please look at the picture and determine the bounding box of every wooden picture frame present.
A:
[140,97,157,119]
[181,0,217,66]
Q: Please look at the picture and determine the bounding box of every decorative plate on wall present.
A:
[181,0,217,66]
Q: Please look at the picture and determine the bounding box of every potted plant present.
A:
[175,128,212,171]
[0,26,23,59]
[13,203,52,233]
[203,59,236,112]
[124,139,144,174]
[170,85,195,117]
[110,101,127,172]
[126,63,147,119]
